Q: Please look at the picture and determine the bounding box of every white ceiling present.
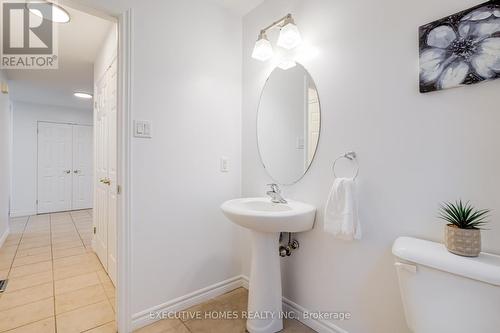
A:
[6,5,113,110]
[211,0,264,15]
[5,1,260,110]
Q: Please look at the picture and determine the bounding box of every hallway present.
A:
[0,210,116,332]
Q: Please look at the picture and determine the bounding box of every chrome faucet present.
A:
[266,183,287,204]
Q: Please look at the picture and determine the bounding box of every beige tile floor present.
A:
[0,212,315,333]
[135,288,316,333]
[0,210,117,333]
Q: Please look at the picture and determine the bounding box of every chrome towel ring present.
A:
[332,151,359,180]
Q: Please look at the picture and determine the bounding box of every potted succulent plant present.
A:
[438,200,490,257]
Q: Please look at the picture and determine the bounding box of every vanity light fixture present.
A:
[251,13,302,62]
[27,1,71,24]
[252,32,274,61]
[74,92,93,99]
[276,15,302,50]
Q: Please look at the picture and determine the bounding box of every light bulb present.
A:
[252,33,273,61]
[277,21,302,50]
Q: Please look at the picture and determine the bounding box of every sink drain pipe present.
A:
[278,232,300,257]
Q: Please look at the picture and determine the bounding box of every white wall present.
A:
[11,102,92,217]
[78,0,243,318]
[0,71,11,244]
[242,0,500,332]
[127,1,242,316]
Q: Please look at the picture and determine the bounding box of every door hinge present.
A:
[117,185,122,195]
[93,226,96,234]
[36,199,38,205]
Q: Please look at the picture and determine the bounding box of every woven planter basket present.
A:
[444,224,481,257]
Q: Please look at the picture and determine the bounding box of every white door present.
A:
[37,122,73,214]
[72,125,93,210]
[94,72,109,273]
[106,59,118,285]
[94,58,117,286]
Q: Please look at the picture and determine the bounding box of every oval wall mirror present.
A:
[257,64,321,185]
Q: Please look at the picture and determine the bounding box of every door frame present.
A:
[36,121,92,214]
[57,3,134,332]
[116,9,133,333]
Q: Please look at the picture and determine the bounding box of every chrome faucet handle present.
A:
[267,183,280,193]
[266,184,287,204]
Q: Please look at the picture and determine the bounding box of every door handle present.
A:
[64,170,71,174]
[73,170,81,174]
[100,178,111,185]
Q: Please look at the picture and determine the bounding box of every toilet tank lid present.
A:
[392,237,500,286]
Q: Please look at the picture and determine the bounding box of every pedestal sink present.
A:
[221,197,316,333]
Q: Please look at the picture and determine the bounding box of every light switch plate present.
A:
[220,157,229,173]
[134,120,152,138]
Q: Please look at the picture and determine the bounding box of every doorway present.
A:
[0,2,129,331]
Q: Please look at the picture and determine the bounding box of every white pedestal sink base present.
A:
[247,231,283,333]
[221,198,316,333]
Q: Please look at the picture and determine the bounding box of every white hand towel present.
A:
[324,177,361,240]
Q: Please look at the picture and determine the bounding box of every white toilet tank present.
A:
[392,237,500,333]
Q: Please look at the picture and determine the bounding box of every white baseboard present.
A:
[132,275,348,333]
[241,276,249,289]
[239,276,348,333]
[0,226,10,248]
[131,275,246,331]
[9,210,36,218]
[282,296,348,333]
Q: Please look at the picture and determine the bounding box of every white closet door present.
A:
[37,122,73,214]
[72,125,93,210]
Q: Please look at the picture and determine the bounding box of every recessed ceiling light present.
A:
[26,2,71,24]
[74,92,93,99]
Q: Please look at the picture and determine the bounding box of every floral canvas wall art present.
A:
[419,1,500,93]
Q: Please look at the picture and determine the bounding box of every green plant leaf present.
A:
[438,200,490,230]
